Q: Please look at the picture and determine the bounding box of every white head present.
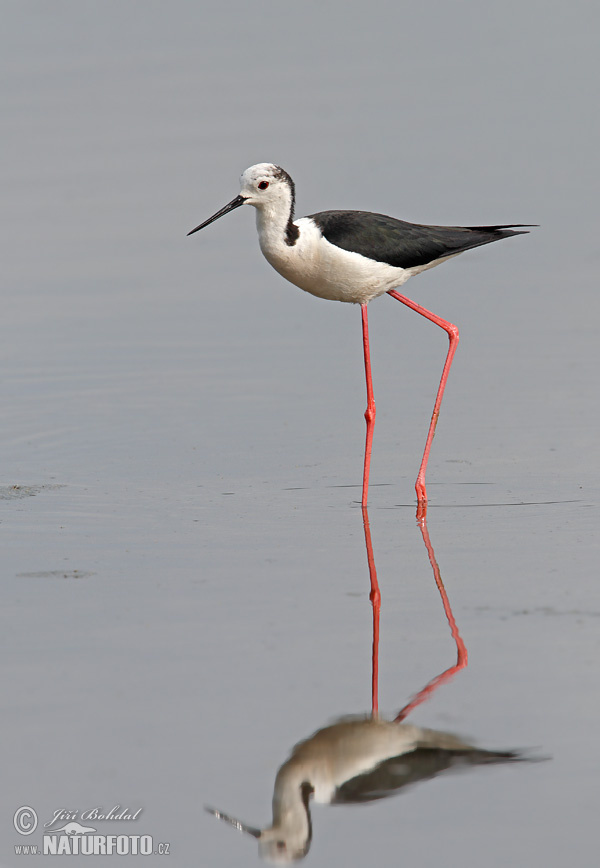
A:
[205,798,312,864]
[238,163,295,212]
[187,163,296,236]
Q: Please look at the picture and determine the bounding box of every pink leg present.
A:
[361,304,376,507]
[394,517,467,722]
[387,290,459,515]
[362,505,381,716]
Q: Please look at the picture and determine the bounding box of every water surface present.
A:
[1,2,598,865]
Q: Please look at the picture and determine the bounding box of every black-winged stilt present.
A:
[189,164,532,511]
[206,715,522,861]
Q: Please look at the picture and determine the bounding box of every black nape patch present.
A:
[285,220,299,246]
[273,165,300,246]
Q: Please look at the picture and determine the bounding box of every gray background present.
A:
[1,1,598,865]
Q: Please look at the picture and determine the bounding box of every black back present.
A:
[332,746,524,805]
[308,210,532,269]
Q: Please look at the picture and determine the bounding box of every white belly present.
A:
[259,217,413,305]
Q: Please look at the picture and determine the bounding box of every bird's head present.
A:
[187,163,295,236]
[239,163,295,211]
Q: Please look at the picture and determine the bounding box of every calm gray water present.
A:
[2,2,599,865]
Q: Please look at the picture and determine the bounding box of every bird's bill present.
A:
[187,195,247,236]
[205,806,261,839]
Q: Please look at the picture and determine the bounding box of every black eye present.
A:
[258,181,269,190]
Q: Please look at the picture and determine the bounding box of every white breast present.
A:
[258,217,412,305]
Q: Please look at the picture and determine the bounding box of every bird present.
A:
[205,714,524,862]
[188,163,532,510]
[46,822,97,836]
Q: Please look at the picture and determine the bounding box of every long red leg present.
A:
[394,518,467,722]
[361,304,376,507]
[387,290,459,516]
[362,505,381,716]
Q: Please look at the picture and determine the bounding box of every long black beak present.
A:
[187,194,247,236]
[205,806,261,839]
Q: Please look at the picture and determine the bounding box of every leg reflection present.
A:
[362,505,381,716]
[395,517,468,721]
[361,505,467,720]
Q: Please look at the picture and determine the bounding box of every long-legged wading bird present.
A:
[205,715,524,862]
[188,164,531,510]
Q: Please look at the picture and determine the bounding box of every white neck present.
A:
[260,759,311,851]
[253,188,295,255]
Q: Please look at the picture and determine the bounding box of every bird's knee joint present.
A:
[447,323,459,342]
[364,405,376,424]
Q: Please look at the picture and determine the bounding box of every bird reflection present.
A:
[207,510,524,863]
[207,715,521,863]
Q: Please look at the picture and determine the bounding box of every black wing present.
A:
[332,746,524,805]
[308,210,533,269]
